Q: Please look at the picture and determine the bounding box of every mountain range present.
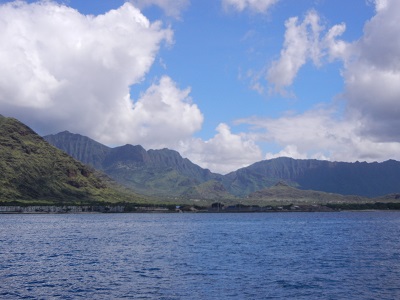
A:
[224,157,400,198]
[3,115,399,207]
[44,131,400,198]
[45,131,221,198]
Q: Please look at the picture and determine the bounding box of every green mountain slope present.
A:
[247,182,367,204]
[44,131,111,170]
[44,131,224,197]
[0,115,143,204]
[182,180,236,200]
[224,157,400,197]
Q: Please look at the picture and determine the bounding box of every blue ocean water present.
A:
[1,212,400,299]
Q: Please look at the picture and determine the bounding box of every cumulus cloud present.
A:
[222,0,279,13]
[343,0,400,142]
[267,10,347,94]
[130,0,189,19]
[125,76,204,149]
[179,123,263,174]
[0,1,204,149]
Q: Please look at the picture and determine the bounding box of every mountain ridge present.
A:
[224,157,400,197]
[44,131,400,198]
[44,131,223,197]
[44,131,111,170]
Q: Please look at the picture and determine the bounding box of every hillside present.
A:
[247,182,368,205]
[181,180,236,200]
[44,131,223,197]
[44,131,111,170]
[0,115,143,204]
[224,157,400,197]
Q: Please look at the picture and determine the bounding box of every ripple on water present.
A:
[1,212,400,299]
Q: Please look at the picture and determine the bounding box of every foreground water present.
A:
[1,212,400,299]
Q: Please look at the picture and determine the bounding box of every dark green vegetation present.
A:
[225,157,400,197]
[0,115,145,204]
[246,181,367,205]
[45,131,223,198]
[181,180,234,200]
[45,131,400,200]
[326,202,400,211]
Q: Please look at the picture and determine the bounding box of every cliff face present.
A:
[44,131,111,170]
[44,131,222,197]
[0,116,139,203]
[224,157,400,197]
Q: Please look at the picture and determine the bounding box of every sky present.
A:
[1,0,400,174]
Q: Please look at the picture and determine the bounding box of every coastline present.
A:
[1,202,400,214]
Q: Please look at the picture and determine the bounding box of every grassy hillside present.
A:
[182,180,236,200]
[246,182,369,205]
[0,115,145,204]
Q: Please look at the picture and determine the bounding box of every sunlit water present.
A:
[1,212,400,299]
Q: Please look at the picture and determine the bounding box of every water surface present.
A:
[1,212,400,299]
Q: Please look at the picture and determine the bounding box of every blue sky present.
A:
[1,0,400,173]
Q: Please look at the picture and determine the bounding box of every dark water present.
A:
[1,212,400,299]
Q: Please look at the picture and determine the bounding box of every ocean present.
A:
[1,212,400,299]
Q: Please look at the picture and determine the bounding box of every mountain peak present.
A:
[44,131,111,170]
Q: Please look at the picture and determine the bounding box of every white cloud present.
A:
[266,10,348,94]
[123,76,204,149]
[222,0,279,13]
[372,0,389,11]
[179,123,263,174]
[0,1,172,108]
[265,145,322,161]
[343,0,400,142]
[323,23,348,61]
[240,107,400,163]
[130,0,189,19]
[0,2,203,149]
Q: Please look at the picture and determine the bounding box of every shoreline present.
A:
[1,201,400,214]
